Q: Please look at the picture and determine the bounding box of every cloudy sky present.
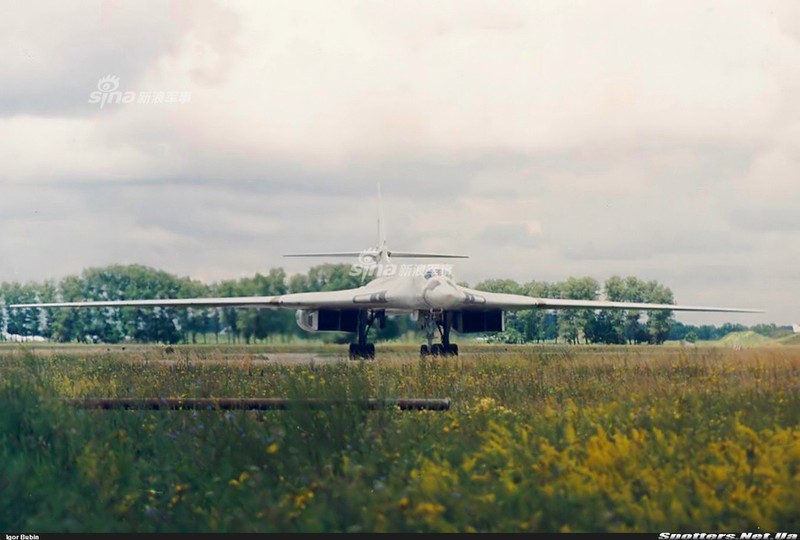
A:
[1,0,798,325]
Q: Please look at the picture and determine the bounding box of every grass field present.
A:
[1,343,799,532]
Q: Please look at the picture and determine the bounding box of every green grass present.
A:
[716,331,776,347]
[777,333,800,346]
[1,345,799,532]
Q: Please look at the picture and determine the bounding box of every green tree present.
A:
[237,269,293,343]
[555,277,599,344]
[49,275,89,342]
[643,280,674,344]
[523,281,560,343]
[176,278,212,344]
[602,276,648,344]
[214,279,242,343]
[1,282,43,338]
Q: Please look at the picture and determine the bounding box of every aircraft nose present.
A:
[423,279,463,309]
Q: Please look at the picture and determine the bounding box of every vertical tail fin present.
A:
[284,184,469,262]
[377,183,386,249]
[377,183,389,264]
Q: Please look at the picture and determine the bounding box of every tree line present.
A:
[472,276,674,345]
[0,264,378,345]
[0,264,773,345]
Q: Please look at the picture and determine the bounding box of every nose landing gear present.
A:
[419,311,458,357]
[420,343,459,356]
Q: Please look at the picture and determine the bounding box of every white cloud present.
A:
[0,0,798,324]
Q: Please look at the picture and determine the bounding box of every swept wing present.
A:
[8,287,393,311]
[457,286,763,313]
[9,296,280,309]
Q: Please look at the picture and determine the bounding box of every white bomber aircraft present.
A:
[10,187,762,358]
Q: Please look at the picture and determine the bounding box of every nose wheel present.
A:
[420,343,458,357]
[419,311,459,357]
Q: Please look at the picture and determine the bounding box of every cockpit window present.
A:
[424,265,453,279]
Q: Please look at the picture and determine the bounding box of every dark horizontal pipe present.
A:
[65,397,450,411]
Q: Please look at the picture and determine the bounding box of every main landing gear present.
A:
[349,342,375,359]
[348,310,384,360]
[419,311,459,357]
[346,310,459,359]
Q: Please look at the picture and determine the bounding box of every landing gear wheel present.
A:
[420,344,430,357]
[447,343,459,356]
[431,343,444,356]
[349,343,375,359]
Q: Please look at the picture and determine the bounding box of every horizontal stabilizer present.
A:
[388,251,468,259]
[283,252,366,258]
[283,251,469,259]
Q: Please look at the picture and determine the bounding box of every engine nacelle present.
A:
[453,310,504,333]
[295,309,360,333]
[296,309,317,332]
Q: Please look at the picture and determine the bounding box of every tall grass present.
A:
[1,346,798,532]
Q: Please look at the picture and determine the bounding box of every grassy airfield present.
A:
[1,342,799,532]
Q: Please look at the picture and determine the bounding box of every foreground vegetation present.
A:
[1,345,799,532]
